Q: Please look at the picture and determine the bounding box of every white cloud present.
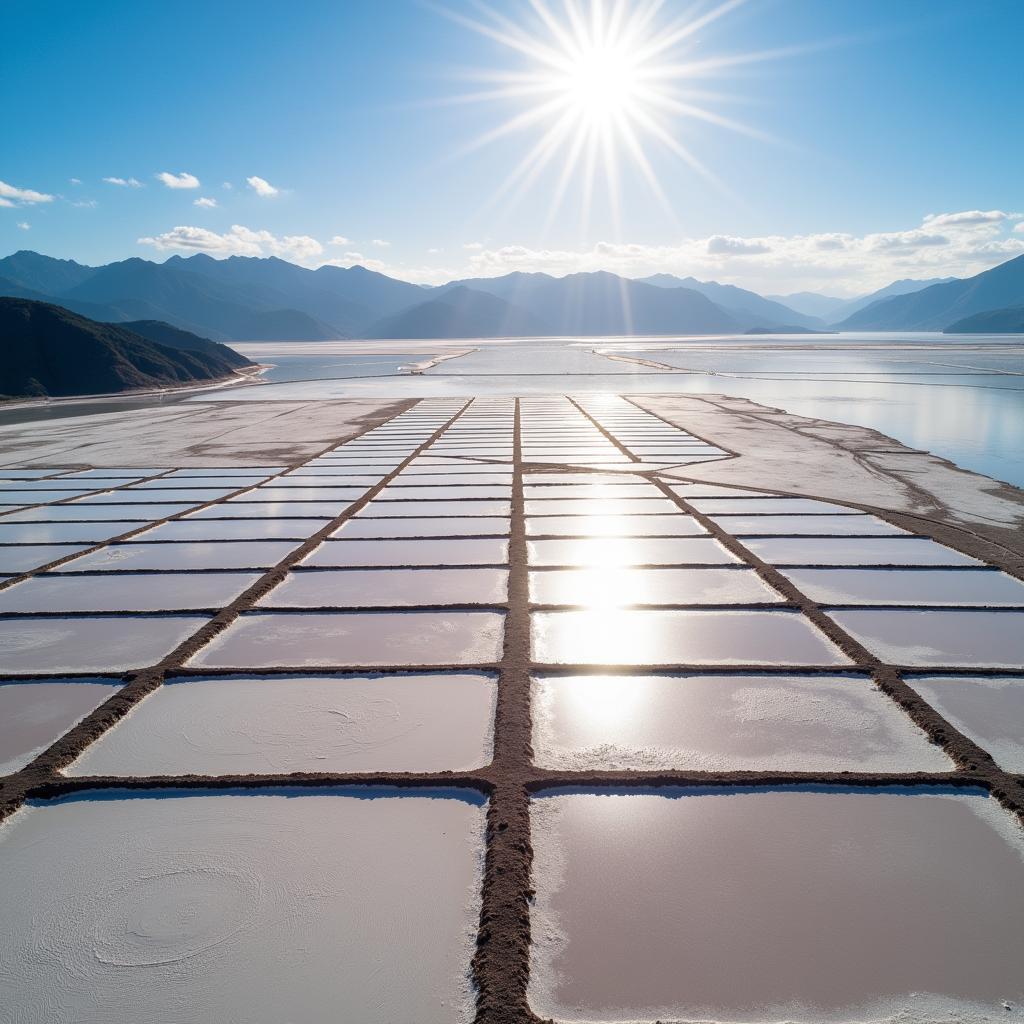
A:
[463,241,484,250]
[866,230,949,252]
[707,235,771,255]
[1014,222,1024,234]
[0,179,54,205]
[71,199,98,208]
[222,181,233,190]
[138,223,323,264]
[0,198,14,208]
[427,247,443,254]
[371,238,391,248]
[246,175,279,197]
[923,209,1009,228]
[17,222,30,230]
[103,176,143,187]
[193,196,218,208]
[69,177,82,185]
[329,235,351,246]
[156,171,200,189]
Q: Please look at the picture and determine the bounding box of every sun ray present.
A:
[437,0,792,227]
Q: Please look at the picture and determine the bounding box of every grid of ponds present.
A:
[2,394,1024,1024]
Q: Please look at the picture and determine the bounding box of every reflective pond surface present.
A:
[530,788,1024,1022]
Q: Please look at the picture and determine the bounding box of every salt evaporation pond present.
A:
[0,680,121,774]
[908,676,1024,771]
[530,788,1024,1023]
[69,674,497,775]
[0,789,485,1024]
[532,675,950,772]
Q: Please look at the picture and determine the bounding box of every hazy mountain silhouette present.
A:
[365,285,546,338]
[767,279,958,322]
[943,305,1024,333]
[639,274,824,329]
[0,298,251,398]
[765,291,847,318]
[827,277,959,325]
[836,257,1024,330]
[744,325,835,335]
[435,271,739,334]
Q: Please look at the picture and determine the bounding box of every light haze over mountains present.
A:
[2,249,1024,341]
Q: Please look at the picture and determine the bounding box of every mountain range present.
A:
[769,278,958,322]
[2,248,1024,339]
[834,255,1024,330]
[0,297,253,399]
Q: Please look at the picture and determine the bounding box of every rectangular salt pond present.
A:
[529,788,1024,1023]
[522,484,662,499]
[0,616,206,673]
[0,522,148,544]
[189,611,504,667]
[69,673,497,775]
[531,610,850,666]
[832,610,1024,667]
[532,675,949,771]
[5,504,194,522]
[527,537,737,567]
[230,487,368,502]
[525,515,705,537]
[376,486,511,500]
[139,519,326,541]
[745,536,981,567]
[784,568,1024,606]
[0,544,90,573]
[187,502,352,519]
[103,488,239,502]
[59,541,295,571]
[908,676,1024,771]
[529,567,782,606]
[333,518,510,539]
[261,568,507,607]
[0,572,260,613]
[359,499,511,517]
[0,679,121,774]
[0,790,485,1024]
[0,488,95,504]
[524,498,678,516]
[303,538,509,567]
[709,514,905,536]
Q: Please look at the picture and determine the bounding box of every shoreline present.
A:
[0,362,272,412]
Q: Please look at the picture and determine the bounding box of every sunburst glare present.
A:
[438,0,782,227]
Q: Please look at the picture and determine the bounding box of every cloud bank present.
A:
[134,209,1024,291]
[138,224,323,263]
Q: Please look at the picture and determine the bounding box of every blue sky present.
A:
[2,0,1022,295]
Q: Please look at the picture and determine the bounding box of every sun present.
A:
[436,0,780,227]
[559,39,642,124]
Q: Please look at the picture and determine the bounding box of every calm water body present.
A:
[225,334,1024,488]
